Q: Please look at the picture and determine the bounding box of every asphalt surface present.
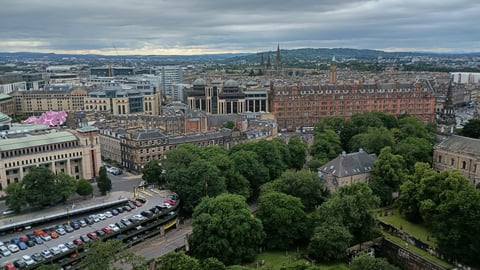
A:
[0,171,173,267]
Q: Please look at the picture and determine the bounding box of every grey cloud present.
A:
[0,0,479,53]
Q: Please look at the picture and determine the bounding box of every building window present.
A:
[451,159,455,166]
[462,161,467,170]
[438,155,442,163]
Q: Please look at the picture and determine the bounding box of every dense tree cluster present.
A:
[458,118,480,138]
[5,166,95,212]
[310,113,435,204]
[396,163,480,267]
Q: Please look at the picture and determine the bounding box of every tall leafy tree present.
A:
[286,135,308,170]
[256,192,307,249]
[142,160,164,185]
[165,159,226,214]
[156,251,200,270]
[261,170,328,212]
[76,179,93,198]
[78,239,147,270]
[369,146,407,205]
[395,137,432,172]
[458,118,480,138]
[55,173,78,203]
[22,166,61,207]
[311,124,342,163]
[97,166,112,196]
[350,253,400,270]
[349,127,394,155]
[255,139,288,180]
[199,258,226,270]
[189,194,265,265]
[314,183,380,244]
[230,150,269,199]
[5,182,27,213]
[307,224,352,262]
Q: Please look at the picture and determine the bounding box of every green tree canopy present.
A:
[156,251,200,270]
[349,127,394,155]
[76,179,93,198]
[55,173,78,202]
[261,170,328,212]
[307,224,352,262]
[458,118,480,138]
[395,136,432,172]
[230,150,269,199]
[22,166,61,207]
[350,253,400,270]
[256,191,307,250]
[5,182,27,213]
[369,146,407,205]
[189,194,264,265]
[97,166,112,196]
[78,239,147,270]
[314,183,380,244]
[311,124,342,163]
[286,135,308,170]
[142,160,164,185]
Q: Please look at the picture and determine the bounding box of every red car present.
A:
[101,227,113,234]
[73,238,83,246]
[49,231,59,239]
[87,232,98,240]
[163,199,176,205]
[132,201,143,207]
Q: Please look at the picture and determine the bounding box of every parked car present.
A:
[33,236,44,245]
[31,252,43,262]
[101,227,113,234]
[7,244,19,253]
[87,232,98,240]
[64,225,74,233]
[163,199,177,205]
[115,222,126,230]
[116,207,124,213]
[111,209,119,216]
[71,221,80,230]
[33,229,47,237]
[95,230,106,237]
[73,238,83,246]
[84,217,94,225]
[97,213,106,220]
[121,218,132,227]
[0,245,11,256]
[58,243,69,253]
[78,219,87,227]
[55,227,66,236]
[2,209,14,215]
[65,241,76,249]
[49,231,60,239]
[141,210,153,217]
[108,224,120,232]
[26,240,35,247]
[122,205,132,212]
[41,249,53,259]
[50,246,61,255]
[4,263,15,270]
[18,241,28,250]
[22,255,35,266]
[104,211,113,218]
[40,234,52,241]
[13,259,27,269]
[80,234,90,243]
[132,201,143,207]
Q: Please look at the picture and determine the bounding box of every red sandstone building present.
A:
[269,80,437,131]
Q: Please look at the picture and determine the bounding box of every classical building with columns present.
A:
[185,78,268,115]
[0,119,101,193]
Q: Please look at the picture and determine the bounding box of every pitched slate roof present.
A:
[319,150,377,178]
[435,135,480,156]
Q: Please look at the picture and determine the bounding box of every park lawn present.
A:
[376,209,436,247]
[246,250,349,270]
[382,233,454,270]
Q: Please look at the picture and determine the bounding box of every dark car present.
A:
[31,252,43,262]
[18,241,28,250]
[127,202,137,209]
[64,225,74,233]
[150,207,159,214]
[80,234,90,243]
[115,222,126,230]
[71,221,80,230]
[10,237,20,245]
[33,236,44,245]
[122,205,132,212]
[116,207,124,213]
[95,230,106,237]
[141,211,153,217]
[111,209,119,216]
[84,217,94,225]
[26,240,35,247]
[13,259,27,269]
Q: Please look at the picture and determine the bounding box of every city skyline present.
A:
[1,0,479,55]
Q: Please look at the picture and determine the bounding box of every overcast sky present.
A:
[1,0,479,55]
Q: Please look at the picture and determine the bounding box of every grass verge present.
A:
[246,250,349,270]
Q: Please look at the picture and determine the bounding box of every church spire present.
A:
[275,43,281,72]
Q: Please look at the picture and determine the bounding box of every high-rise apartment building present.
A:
[160,66,183,99]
